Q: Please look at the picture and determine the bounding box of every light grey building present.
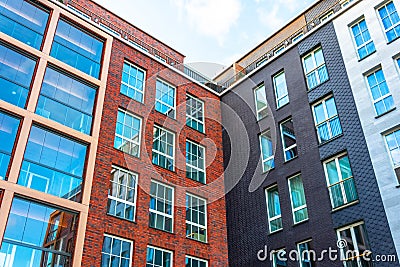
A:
[333,0,400,260]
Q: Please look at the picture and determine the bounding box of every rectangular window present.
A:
[351,19,376,60]
[302,47,329,90]
[0,197,78,266]
[292,32,304,43]
[152,126,175,171]
[36,67,97,135]
[186,94,205,132]
[366,69,394,116]
[149,180,174,232]
[274,45,285,55]
[260,130,274,171]
[0,43,36,108]
[320,11,334,22]
[186,140,206,184]
[0,111,20,180]
[186,256,208,267]
[254,84,268,120]
[18,126,87,202]
[186,193,207,242]
[272,248,287,267]
[280,118,298,161]
[378,1,400,42]
[51,19,104,78]
[107,166,138,222]
[288,174,308,224]
[266,186,282,233]
[121,61,145,103]
[146,246,173,267]
[0,0,49,50]
[323,154,358,209]
[101,234,132,267]
[114,110,142,157]
[341,0,353,7]
[155,79,176,118]
[297,240,314,267]
[312,96,342,143]
[273,72,289,108]
[385,129,400,167]
[337,223,371,267]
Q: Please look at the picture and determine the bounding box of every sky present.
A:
[93,0,315,77]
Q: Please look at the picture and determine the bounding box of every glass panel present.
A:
[0,111,19,180]
[255,85,268,120]
[260,131,274,171]
[114,110,142,157]
[281,119,297,161]
[18,126,87,202]
[0,0,49,50]
[155,79,175,118]
[152,127,174,170]
[51,19,103,78]
[274,72,289,108]
[289,175,308,223]
[1,197,76,266]
[121,62,145,102]
[101,235,132,267]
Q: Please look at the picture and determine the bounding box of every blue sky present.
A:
[94,0,315,75]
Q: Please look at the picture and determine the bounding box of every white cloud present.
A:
[171,0,242,46]
[257,5,285,30]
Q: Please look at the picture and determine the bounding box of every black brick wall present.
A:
[222,22,398,267]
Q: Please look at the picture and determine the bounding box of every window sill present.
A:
[293,218,309,227]
[262,167,275,174]
[268,228,283,236]
[375,107,396,119]
[276,102,289,111]
[257,114,269,123]
[307,78,330,92]
[185,124,206,136]
[283,156,298,164]
[186,237,208,245]
[120,92,145,106]
[186,176,207,185]
[318,133,344,147]
[153,163,176,174]
[358,50,376,62]
[149,226,175,235]
[107,213,137,224]
[113,147,141,159]
[387,35,400,45]
[154,109,177,121]
[395,185,400,188]
[331,200,359,213]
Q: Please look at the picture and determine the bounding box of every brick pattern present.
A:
[299,22,398,263]
[68,0,185,64]
[81,38,228,267]
[304,0,340,23]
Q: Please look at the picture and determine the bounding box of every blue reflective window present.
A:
[0,111,19,180]
[366,69,394,116]
[155,79,175,118]
[186,94,204,132]
[378,1,400,42]
[152,126,175,171]
[351,19,376,59]
[0,44,36,108]
[0,0,49,50]
[36,67,96,134]
[1,197,77,266]
[51,19,103,78]
[302,47,329,90]
[18,126,87,201]
[114,110,142,157]
[312,96,342,143]
[120,61,145,103]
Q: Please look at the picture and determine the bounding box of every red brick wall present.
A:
[81,38,228,266]
[66,0,185,65]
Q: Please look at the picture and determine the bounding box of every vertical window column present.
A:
[0,111,20,180]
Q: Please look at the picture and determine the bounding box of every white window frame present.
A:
[341,0,353,8]
[107,166,138,222]
[302,47,328,90]
[312,95,341,143]
[114,109,142,157]
[185,255,208,267]
[395,56,400,76]
[272,248,287,267]
[273,71,289,109]
[254,84,268,120]
[186,94,205,133]
[152,125,175,171]
[186,140,206,183]
[274,45,285,55]
[365,68,394,116]
[259,130,274,172]
[336,222,369,267]
[149,180,174,232]
[297,239,313,267]
[280,118,297,162]
[265,185,283,234]
[292,32,304,43]
[350,18,375,60]
[320,11,334,22]
[384,129,400,168]
[155,79,176,119]
[121,61,146,103]
[323,153,357,209]
[377,1,400,42]
[186,193,208,243]
[146,245,173,267]
[101,234,133,267]
[288,174,308,224]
